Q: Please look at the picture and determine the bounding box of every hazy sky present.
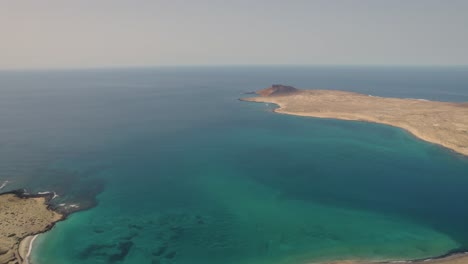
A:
[1,0,468,69]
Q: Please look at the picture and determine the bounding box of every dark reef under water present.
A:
[0,66,467,264]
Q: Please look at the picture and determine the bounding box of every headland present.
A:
[242,85,468,156]
[242,85,468,264]
[0,190,64,264]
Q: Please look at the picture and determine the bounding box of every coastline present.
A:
[0,190,65,264]
[325,252,468,264]
[11,202,468,264]
[1,85,468,264]
[18,235,37,264]
[242,87,468,157]
[242,86,468,264]
[269,106,467,158]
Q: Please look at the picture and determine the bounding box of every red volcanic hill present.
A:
[257,85,299,96]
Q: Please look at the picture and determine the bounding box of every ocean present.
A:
[0,66,467,264]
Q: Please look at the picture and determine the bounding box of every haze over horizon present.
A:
[1,0,468,70]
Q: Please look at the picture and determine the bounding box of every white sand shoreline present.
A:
[0,192,63,264]
[25,235,38,264]
[18,235,38,264]
[243,86,468,156]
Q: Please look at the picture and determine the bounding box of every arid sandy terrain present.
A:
[243,85,468,156]
[0,192,62,264]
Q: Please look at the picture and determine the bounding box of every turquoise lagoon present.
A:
[0,66,467,264]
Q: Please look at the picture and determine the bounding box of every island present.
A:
[242,85,468,156]
[242,85,468,264]
[0,191,63,264]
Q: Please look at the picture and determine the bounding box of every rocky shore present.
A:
[0,190,64,264]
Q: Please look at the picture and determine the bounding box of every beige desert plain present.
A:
[0,193,63,264]
[242,85,468,156]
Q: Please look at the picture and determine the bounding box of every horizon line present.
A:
[1,63,468,72]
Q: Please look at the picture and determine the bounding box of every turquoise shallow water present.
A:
[0,66,467,264]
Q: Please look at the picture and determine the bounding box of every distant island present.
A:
[242,85,468,156]
[0,191,63,264]
[242,85,468,264]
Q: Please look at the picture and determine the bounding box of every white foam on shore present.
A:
[37,191,59,199]
[57,203,80,210]
[0,180,9,190]
[406,98,430,101]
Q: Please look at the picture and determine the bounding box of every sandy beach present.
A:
[242,85,468,156]
[0,191,63,264]
[17,235,38,264]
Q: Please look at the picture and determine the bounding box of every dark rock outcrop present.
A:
[256,85,299,96]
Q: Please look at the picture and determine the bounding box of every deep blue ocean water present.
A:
[0,66,467,264]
